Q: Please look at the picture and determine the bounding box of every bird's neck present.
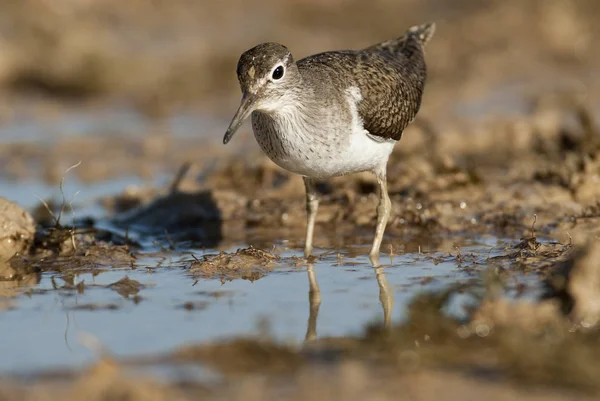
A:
[266,86,312,119]
[256,90,322,138]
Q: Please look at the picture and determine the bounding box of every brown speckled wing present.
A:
[355,24,433,141]
[353,46,427,141]
[297,24,432,142]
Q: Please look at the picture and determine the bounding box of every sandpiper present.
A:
[224,22,435,264]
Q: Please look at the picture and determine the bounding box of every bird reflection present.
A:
[375,265,394,328]
[305,264,321,342]
[304,262,394,343]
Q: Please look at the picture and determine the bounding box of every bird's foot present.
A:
[304,246,312,258]
[304,247,319,263]
[369,251,382,267]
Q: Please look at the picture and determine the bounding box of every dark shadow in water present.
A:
[113,190,223,248]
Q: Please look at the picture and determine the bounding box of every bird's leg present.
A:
[303,177,319,257]
[369,166,391,266]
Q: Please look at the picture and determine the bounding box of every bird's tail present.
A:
[368,22,436,57]
[406,22,436,48]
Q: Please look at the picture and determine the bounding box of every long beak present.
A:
[223,93,257,145]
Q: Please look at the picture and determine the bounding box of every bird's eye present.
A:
[272,65,284,80]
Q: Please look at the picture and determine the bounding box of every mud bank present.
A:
[0,0,599,398]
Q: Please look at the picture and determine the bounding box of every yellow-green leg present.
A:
[303,177,319,257]
[369,166,391,266]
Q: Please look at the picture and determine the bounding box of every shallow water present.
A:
[0,232,532,374]
[0,103,226,144]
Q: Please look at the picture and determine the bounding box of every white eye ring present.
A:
[271,65,285,80]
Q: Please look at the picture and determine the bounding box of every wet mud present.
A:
[1,0,600,399]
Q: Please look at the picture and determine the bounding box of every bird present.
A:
[223,22,435,265]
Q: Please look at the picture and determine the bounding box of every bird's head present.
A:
[223,42,300,144]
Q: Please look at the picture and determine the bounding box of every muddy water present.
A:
[1,226,513,374]
[0,103,227,144]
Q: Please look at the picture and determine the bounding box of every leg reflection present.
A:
[305,264,321,342]
[375,265,394,328]
[303,262,393,342]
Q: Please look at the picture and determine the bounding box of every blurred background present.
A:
[0,0,596,197]
[0,0,597,190]
[0,0,595,173]
[0,0,596,120]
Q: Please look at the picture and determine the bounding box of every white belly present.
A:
[253,117,395,178]
[251,86,397,179]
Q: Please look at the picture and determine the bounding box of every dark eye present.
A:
[272,65,284,80]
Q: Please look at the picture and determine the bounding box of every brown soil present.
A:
[2,361,594,401]
[0,0,600,399]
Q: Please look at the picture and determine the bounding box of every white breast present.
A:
[252,86,396,179]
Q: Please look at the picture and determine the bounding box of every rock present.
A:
[0,260,16,280]
[0,197,35,262]
[113,189,247,246]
